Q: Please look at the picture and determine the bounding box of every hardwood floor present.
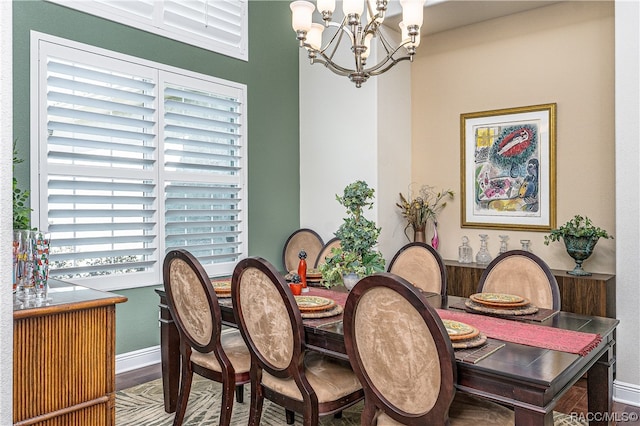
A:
[116,363,162,392]
[116,364,640,425]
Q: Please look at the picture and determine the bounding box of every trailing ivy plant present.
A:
[544,215,612,245]
[319,180,386,286]
[13,140,32,230]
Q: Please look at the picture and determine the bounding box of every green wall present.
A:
[13,1,301,355]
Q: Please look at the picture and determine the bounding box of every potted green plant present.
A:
[320,180,386,289]
[13,140,32,230]
[544,215,613,276]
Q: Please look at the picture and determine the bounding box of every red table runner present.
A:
[437,309,602,356]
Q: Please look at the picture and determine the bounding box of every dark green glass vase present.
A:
[563,235,599,276]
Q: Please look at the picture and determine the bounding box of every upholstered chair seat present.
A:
[388,242,447,298]
[232,257,364,426]
[189,331,251,375]
[262,352,362,403]
[477,250,561,310]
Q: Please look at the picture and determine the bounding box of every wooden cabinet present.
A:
[13,280,127,426]
[444,260,615,318]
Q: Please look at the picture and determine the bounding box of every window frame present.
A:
[30,31,248,291]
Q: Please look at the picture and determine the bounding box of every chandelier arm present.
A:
[320,18,351,64]
[291,1,421,87]
[312,51,359,76]
[362,40,413,73]
[367,55,412,77]
[375,27,401,55]
[365,0,387,26]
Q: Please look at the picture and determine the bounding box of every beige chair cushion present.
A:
[482,256,554,309]
[284,230,324,272]
[238,267,294,369]
[376,392,514,425]
[190,330,251,374]
[169,257,213,347]
[262,352,362,403]
[389,246,443,294]
[355,287,441,414]
[315,239,341,268]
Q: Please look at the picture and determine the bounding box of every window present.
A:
[31,32,247,291]
[46,0,248,61]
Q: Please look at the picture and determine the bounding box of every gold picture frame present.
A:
[460,103,557,231]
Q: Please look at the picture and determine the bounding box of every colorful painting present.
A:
[461,104,556,231]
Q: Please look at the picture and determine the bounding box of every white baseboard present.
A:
[115,345,161,375]
[614,380,640,407]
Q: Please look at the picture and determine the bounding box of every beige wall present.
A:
[411,1,615,274]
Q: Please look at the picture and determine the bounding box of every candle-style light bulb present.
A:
[290,1,315,32]
[399,0,425,28]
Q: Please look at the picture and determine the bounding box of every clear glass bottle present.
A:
[458,236,473,264]
[520,239,531,252]
[476,234,493,265]
[499,235,509,254]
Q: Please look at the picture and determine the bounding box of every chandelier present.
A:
[290,0,425,88]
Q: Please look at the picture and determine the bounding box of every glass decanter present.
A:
[458,236,473,264]
[476,234,493,265]
[520,239,531,252]
[499,235,509,254]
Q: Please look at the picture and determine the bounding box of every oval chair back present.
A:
[343,273,456,424]
[314,237,341,268]
[477,250,561,310]
[343,273,515,425]
[163,249,250,426]
[232,256,363,425]
[282,228,324,273]
[387,242,447,299]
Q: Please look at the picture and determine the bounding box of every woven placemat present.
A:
[450,299,558,322]
[301,304,343,319]
[454,339,505,364]
[451,333,487,349]
[465,299,539,315]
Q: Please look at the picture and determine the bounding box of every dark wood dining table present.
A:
[155,287,618,426]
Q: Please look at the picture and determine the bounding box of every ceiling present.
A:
[383,0,561,36]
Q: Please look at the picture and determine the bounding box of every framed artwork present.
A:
[460,103,557,231]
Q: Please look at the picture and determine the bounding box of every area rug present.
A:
[115,375,362,425]
[115,375,585,425]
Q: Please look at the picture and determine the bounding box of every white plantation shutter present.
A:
[46,0,248,61]
[161,77,244,275]
[163,1,244,55]
[34,34,246,290]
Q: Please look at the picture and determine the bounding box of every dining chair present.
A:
[231,256,364,426]
[163,249,251,426]
[343,272,515,425]
[282,228,324,273]
[477,249,561,310]
[387,242,448,299]
[313,237,341,268]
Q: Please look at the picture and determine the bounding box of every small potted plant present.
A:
[320,180,386,289]
[544,215,613,276]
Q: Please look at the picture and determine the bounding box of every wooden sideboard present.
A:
[13,280,127,426]
[444,259,616,318]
